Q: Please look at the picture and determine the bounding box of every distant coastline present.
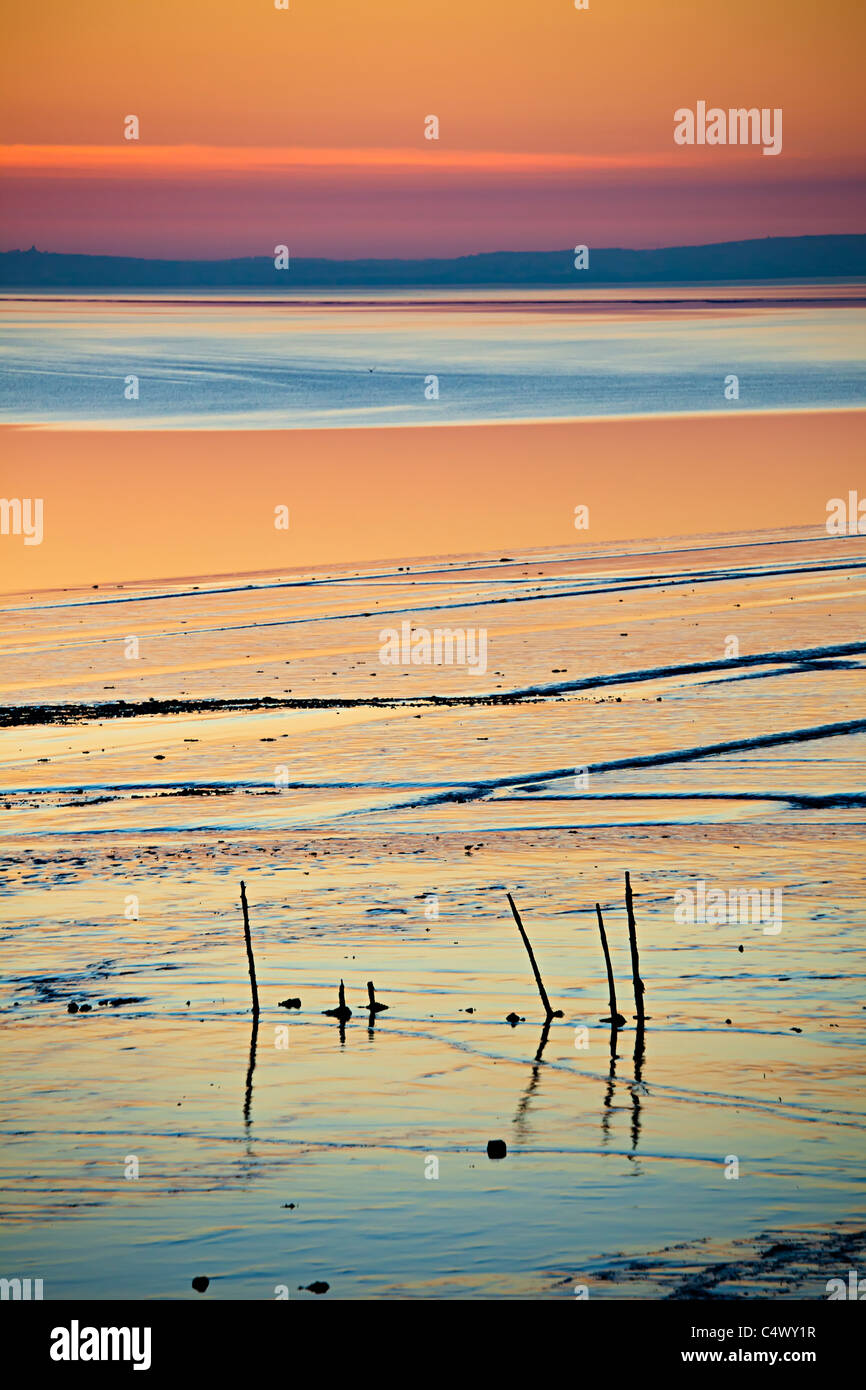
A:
[2,234,865,290]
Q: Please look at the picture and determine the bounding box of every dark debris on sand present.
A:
[565,1226,866,1300]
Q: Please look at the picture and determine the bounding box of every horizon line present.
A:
[3,231,866,267]
[0,143,828,174]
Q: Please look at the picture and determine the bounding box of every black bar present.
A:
[7,1297,862,1376]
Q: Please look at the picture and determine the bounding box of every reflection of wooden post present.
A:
[506,891,563,1021]
[243,1011,259,1130]
[239,881,260,1016]
[595,903,625,1027]
[624,872,645,1026]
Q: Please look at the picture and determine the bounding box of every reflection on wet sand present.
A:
[513,1019,552,1139]
[243,1011,258,1133]
[2,525,864,1297]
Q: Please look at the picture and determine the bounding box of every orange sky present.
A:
[4,0,864,155]
[2,0,865,255]
[1,412,863,595]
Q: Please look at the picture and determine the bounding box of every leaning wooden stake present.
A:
[595,903,625,1027]
[506,891,563,1021]
[624,871,645,1025]
[239,880,260,1016]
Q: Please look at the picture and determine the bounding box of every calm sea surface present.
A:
[1,287,864,428]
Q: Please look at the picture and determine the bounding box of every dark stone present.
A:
[278,998,302,1009]
[192,1276,209,1293]
[67,1001,79,1013]
[303,1281,329,1294]
[487,1139,507,1159]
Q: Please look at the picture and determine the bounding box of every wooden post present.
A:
[595,903,625,1027]
[506,891,563,1021]
[624,871,645,1025]
[239,881,260,1016]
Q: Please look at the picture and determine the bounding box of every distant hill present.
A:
[1,236,864,289]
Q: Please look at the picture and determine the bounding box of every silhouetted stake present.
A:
[239,880,260,1017]
[624,871,645,1026]
[595,903,626,1028]
[323,980,352,1021]
[366,981,388,1013]
[506,891,563,1021]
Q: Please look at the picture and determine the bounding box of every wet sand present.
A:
[1,527,864,1297]
[1,408,864,592]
